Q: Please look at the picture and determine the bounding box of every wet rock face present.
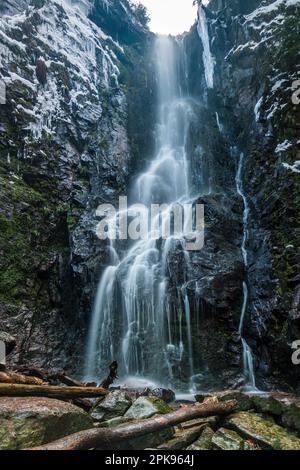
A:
[0,397,93,450]
[151,388,176,404]
[0,0,146,373]
[185,0,300,390]
[0,0,30,15]
[90,0,148,45]
[180,192,246,390]
[0,0,298,393]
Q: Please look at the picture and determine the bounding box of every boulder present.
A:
[158,425,206,450]
[226,412,300,450]
[215,391,253,411]
[0,397,93,450]
[282,405,300,432]
[0,332,16,356]
[251,393,284,416]
[117,428,174,451]
[181,416,219,431]
[195,392,213,403]
[187,426,214,450]
[113,395,175,449]
[251,393,300,432]
[212,427,245,450]
[151,388,176,403]
[195,391,252,411]
[124,396,172,420]
[91,391,132,422]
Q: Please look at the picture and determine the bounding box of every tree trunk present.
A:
[29,399,237,451]
[0,383,107,399]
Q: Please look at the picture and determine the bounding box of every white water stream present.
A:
[236,153,257,390]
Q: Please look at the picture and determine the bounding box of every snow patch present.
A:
[282,160,300,173]
[246,0,300,21]
[271,79,288,93]
[275,140,293,153]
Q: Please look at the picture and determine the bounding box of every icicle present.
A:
[197,5,215,89]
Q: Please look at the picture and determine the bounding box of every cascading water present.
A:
[236,153,257,390]
[85,36,199,390]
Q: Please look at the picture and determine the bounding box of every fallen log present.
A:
[0,371,46,386]
[52,373,86,388]
[0,383,108,399]
[16,366,49,382]
[29,398,237,451]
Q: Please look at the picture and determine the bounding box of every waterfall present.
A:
[85,36,198,390]
[236,153,256,390]
[197,5,215,89]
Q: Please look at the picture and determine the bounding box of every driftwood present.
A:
[29,398,237,451]
[0,383,107,399]
[15,366,50,382]
[52,373,86,388]
[100,361,118,389]
[0,371,46,386]
[14,362,118,389]
[15,367,85,386]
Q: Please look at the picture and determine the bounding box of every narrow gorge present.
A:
[0,0,300,452]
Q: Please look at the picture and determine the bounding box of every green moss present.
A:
[227,412,300,450]
[0,165,71,306]
[212,427,245,450]
[147,397,172,414]
[252,395,283,416]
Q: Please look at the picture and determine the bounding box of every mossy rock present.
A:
[226,412,300,450]
[251,394,284,416]
[0,397,93,450]
[157,425,206,450]
[212,427,245,450]
[124,396,172,420]
[215,391,253,411]
[91,391,132,422]
[252,394,300,432]
[282,405,300,432]
[116,427,174,451]
[187,426,214,450]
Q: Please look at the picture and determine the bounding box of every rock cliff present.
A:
[0,0,299,392]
